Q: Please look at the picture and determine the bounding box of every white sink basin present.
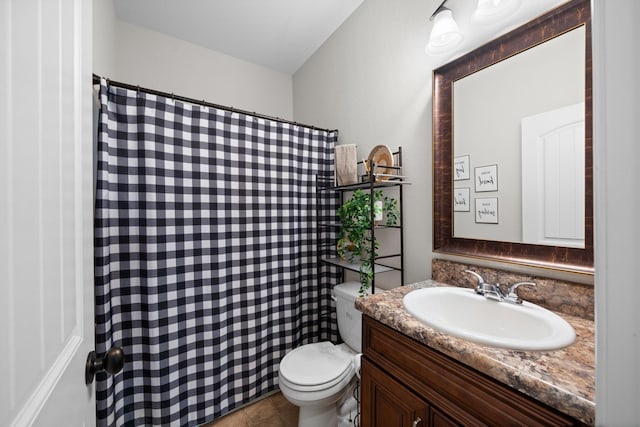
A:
[402,287,576,351]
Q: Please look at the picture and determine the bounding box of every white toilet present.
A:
[278,282,365,427]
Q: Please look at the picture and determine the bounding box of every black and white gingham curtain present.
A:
[95,79,339,426]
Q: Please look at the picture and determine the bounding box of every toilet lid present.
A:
[279,342,353,387]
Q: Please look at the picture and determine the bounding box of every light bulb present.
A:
[426,9,463,55]
[473,0,522,23]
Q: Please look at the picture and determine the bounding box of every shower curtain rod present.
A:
[92,73,338,134]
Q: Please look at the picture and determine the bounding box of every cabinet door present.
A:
[430,407,460,427]
[361,358,428,427]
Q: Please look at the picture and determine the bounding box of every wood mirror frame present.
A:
[432,0,593,274]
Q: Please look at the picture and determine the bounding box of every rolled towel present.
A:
[335,144,358,186]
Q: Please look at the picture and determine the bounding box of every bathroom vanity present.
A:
[356,281,595,426]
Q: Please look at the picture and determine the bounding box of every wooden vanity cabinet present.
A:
[361,358,457,427]
[361,316,585,427]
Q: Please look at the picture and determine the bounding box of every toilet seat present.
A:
[279,342,354,392]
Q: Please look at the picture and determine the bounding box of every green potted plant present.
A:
[336,189,399,296]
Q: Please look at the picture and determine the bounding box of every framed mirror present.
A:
[432,0,593,273]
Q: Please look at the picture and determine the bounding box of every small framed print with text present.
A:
[454,155,470,181]
[475,164,498,192]
[453,188,470,212]
[475,197,498,224]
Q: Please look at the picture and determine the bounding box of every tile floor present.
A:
[204,392,298,427]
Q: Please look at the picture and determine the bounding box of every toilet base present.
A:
[289,379,357,427]
[298,404,337,427]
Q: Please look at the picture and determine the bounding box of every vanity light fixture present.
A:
[425,0,463,55]
[472,0,522,24]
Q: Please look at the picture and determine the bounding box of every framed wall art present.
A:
[454,155,470,181]
[453,188,470,212]
[475,164,498,192]
[475,197,498,224]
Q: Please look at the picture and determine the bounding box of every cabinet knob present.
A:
[412,416,422,427]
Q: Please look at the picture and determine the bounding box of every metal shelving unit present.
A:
[316,147,409,295]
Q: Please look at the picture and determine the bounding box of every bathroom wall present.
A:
[293,0,593,285]
[93,0,118,78]
[293,0,433,284]
[92,0,294,120]
[593,1,640,424]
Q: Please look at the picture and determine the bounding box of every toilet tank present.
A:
[333,282,368,353]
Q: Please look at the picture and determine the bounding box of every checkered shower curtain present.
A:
[95,79,339,426]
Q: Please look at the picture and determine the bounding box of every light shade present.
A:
[425,9,463,55]
[472,0,522,23]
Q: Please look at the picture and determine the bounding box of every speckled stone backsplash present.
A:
[432,259,594,321]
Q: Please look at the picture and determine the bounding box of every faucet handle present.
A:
[464,270,486,294]
[505,282,536,304]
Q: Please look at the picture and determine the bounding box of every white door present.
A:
[521,102,585,248]
[1,1,96,425]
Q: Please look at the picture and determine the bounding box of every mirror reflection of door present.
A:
[521,103,585,248]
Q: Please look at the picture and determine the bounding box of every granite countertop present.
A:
[355,280,595,425]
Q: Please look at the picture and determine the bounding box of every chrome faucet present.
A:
[464,270,536,304]
[504,281,537,304]
[464,270,494,296]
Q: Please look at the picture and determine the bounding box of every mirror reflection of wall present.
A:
[453,26,585,246]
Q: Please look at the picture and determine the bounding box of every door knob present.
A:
[85,347,125,385]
